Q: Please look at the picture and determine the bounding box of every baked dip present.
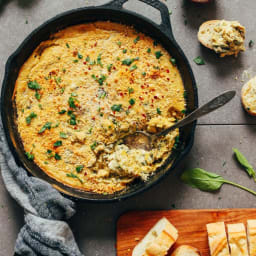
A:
[14,22,186,194]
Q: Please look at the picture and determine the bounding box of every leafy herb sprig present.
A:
[181,168,256,196]
[233,148,256,182]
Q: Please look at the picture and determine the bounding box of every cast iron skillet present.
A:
[1,0,198,202]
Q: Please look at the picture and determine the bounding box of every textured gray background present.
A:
[1,0,256,255]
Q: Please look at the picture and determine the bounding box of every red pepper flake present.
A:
[92,116,96,121]
[162,95,164,98]
[142,113,146,118]
[128,105,132,109]
[73,51,78,57]
[119,92,124,97]
[139,96,144,100]
[141,85,145,89]
[167,78,170,81]
[94,42,97,47]
[83,62,87,65]
[74,126,77,130]
[150,104,154,107]
[166,69,170,73]
[113,66,116,70]
[154,95,158,99]
[88,67,91,70]
[151,88,155,92]
[84,172,87,176]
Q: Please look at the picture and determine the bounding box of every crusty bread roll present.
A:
[171,245,201,256]
[247,220,256,256]
[132,217,178,256]
[241,76,256,116]
[206,222,230,256]
[227,223,249,256]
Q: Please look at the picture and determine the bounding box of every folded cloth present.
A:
[0,119,84,255]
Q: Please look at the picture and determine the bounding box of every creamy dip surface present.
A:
[14,22,186,194]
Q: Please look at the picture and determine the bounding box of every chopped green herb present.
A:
[85,56,90,62]
[98,88,107,99]
[53,140,62,147]
[128,87,134,95]
[77,52,83,59]
[249,40,254,47]
[27,81,41,90]
[107,64,113,72]
[134,36,140,44]
[68,97,77,108]
[130,65,137,71]
[142,72,146,76]
[26,112,37,124]
[25,152,34,161]
[157,108,161,115]
[73,59,79,63]
[117,41,122,46]
[193,56,205,65]
[71,92,77,96]
[66,172,83,183]
[147,48,151,53]
[38,104,43,109]
[153,66,160,70]
[89,60,96,65]
[66,43,70,48]
[97,54,103,67]
[21,109,24,113]
[123,49,127,53]
[60,132,68,138]
[181,109,186,114]
[116,57,120,61]
[129,98,135,105]
[38,122,52,134]
[60,87,65,94]
[155,51,163,59]
[54,153,61,160]
[76,165,84,173]
[170,58,176,66]
[111,104,122,112]
[122,57,139,66]
[90,141,98,150]
[62,69,66,73]
[35,91,40,100]
[92,74,107,86]
[88,127,93,134]
[69,118,76,125]
[55,77,62,85]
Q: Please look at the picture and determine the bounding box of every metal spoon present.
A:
[123,90,236,150]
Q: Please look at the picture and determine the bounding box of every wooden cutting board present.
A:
[116,208,256,256]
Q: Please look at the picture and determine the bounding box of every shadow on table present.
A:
[0,0,39,12]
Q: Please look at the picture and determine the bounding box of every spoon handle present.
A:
[155,90,236,137]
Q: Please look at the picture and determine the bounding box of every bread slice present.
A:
[198,20,245,57]
[132,217,178,256]
[171,245,201,256]
[198,20,220,50]
[247,220,256,256]
[241,76,256,116]
[227,223,249,256]
[206,222,230,256]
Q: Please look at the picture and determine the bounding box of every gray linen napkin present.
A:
[0,118,84,256]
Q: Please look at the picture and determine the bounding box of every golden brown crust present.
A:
[14,22,185,194]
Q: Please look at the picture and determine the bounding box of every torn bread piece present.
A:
[132,217,178,256]
[171,245,201,256]
[247,220,256,256]
[227,223,249,256]
[198,20,245,57]
[241,76,256,116]
[206,222,230,256]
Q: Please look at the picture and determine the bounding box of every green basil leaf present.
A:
[193,56,205,65]
[233,148,256,180]
[181,168,225,191]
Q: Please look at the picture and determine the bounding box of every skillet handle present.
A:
[103,0,174,39]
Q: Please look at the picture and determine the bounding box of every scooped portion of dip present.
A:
[14,22,186,194]
[198,20,245,57]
